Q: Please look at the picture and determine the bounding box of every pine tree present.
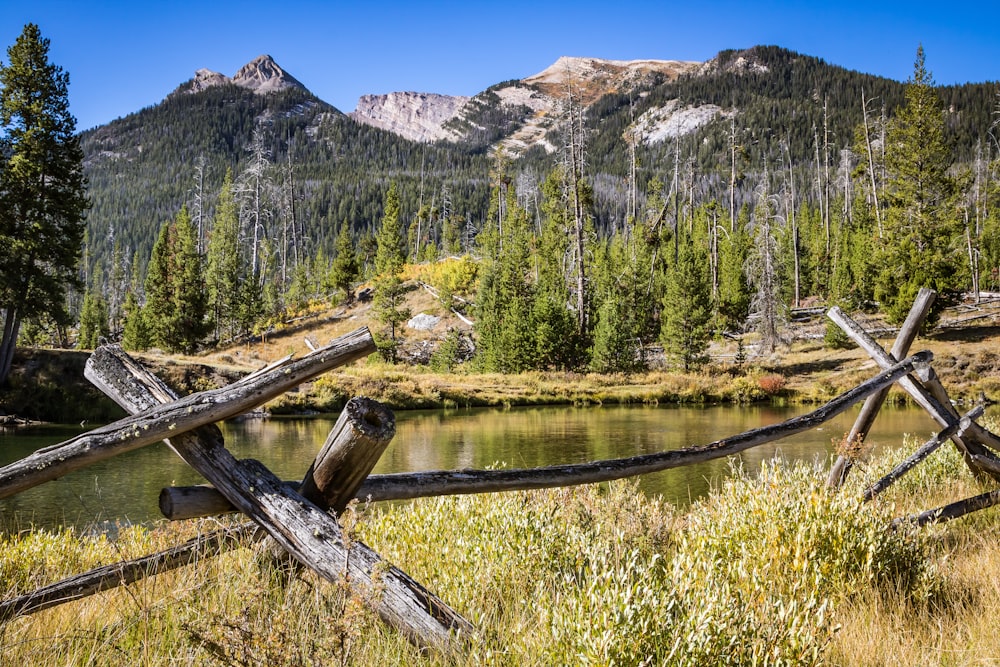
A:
[121,289,150,351]
[77,267,109,350]
[876,45,963,325]
[474,185,536,372]
[143,206,209,353]
[205,170,243,341]
[0,24,89,384]
[121,252,150,351]
[717,207,751,332]
[590,232,648,373]
[329,222,359,304]
[372,182,410,361]
[661,240,713,371]
[533,167,582,369]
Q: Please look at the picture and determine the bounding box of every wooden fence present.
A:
[3,288,1000,652]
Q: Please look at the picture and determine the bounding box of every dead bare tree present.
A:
[860,89,883,236]
[746,178,787,355]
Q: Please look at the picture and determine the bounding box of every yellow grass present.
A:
[5,441,1000,665]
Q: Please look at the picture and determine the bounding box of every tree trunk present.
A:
[861,89,883,236]
[0,307,22,387]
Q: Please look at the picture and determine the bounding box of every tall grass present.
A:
[2,445,998,665]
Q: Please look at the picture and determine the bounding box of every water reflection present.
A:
[0,403,944,531]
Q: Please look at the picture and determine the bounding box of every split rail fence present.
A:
[2,287,1000,652]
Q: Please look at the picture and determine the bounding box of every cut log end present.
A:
[345,396,396,441]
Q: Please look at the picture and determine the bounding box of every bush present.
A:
[355,461,935,665]
[758,373,787,396]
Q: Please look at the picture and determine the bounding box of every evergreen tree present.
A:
[205,170,243,341]
[533,167,582,369]
[474,185,536,372]
[372,182,410,361]
[329,222,360,304]
[661,240,713,371]
[876,46,964,325]
[0,24,89,384]
[143,206,209,353]
[590,231,649,373]
[77,267,109,350]
[121,289,150,351]
[717,207,751,332]
[121,251,150,351]
[284,260,313,313]
[591,293,642,373]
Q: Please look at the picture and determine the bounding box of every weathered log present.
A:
[892,488,1000,528]
[159,351,935,519]
[969,454,1000,477]
[827,287,935,487]
[265,395,395,573]
[826,307,1000,482]
[920,364,1000,453]
[0,327,375,500]
[298,397,395,512]
[0,523,254,622]
[83,344,471,652]
[862,405,983,502]
[157,398,395,521]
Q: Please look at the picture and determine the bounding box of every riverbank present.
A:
[1,441,997,664]
[4,297,1000,424]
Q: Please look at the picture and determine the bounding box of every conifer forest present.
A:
[5,34,1000,378]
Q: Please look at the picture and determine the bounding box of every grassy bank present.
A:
[2,436,999,665]
[7,298,1000,423]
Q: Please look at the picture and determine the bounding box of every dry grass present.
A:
[6,440,1000,664]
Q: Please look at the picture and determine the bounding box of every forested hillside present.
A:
[50,45,1000,376]
[80,83,490,279]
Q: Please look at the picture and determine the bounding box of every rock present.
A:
[349,92,469,143]
[407,313,441,331]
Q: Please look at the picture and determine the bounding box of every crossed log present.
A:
[821,290,1000,526]
[0,329,472,653]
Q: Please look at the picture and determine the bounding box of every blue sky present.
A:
[2,1,998,132]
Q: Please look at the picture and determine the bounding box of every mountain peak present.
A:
[231,54,306,94]
[172,55,308,98]
[523,56,701,104]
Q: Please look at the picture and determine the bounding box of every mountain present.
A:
[79,55,489,278]
[77,48,998,281]
[169,54,308,96]
[349,56,703,155]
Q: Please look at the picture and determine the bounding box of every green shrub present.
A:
[355,461,935,665]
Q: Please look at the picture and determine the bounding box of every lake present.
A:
[0,403,945,532]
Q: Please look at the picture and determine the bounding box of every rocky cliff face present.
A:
[346,56,708,153]
[349,91,470,143]
[522,56,701,104]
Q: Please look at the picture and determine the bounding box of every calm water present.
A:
[0,403,944,532]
